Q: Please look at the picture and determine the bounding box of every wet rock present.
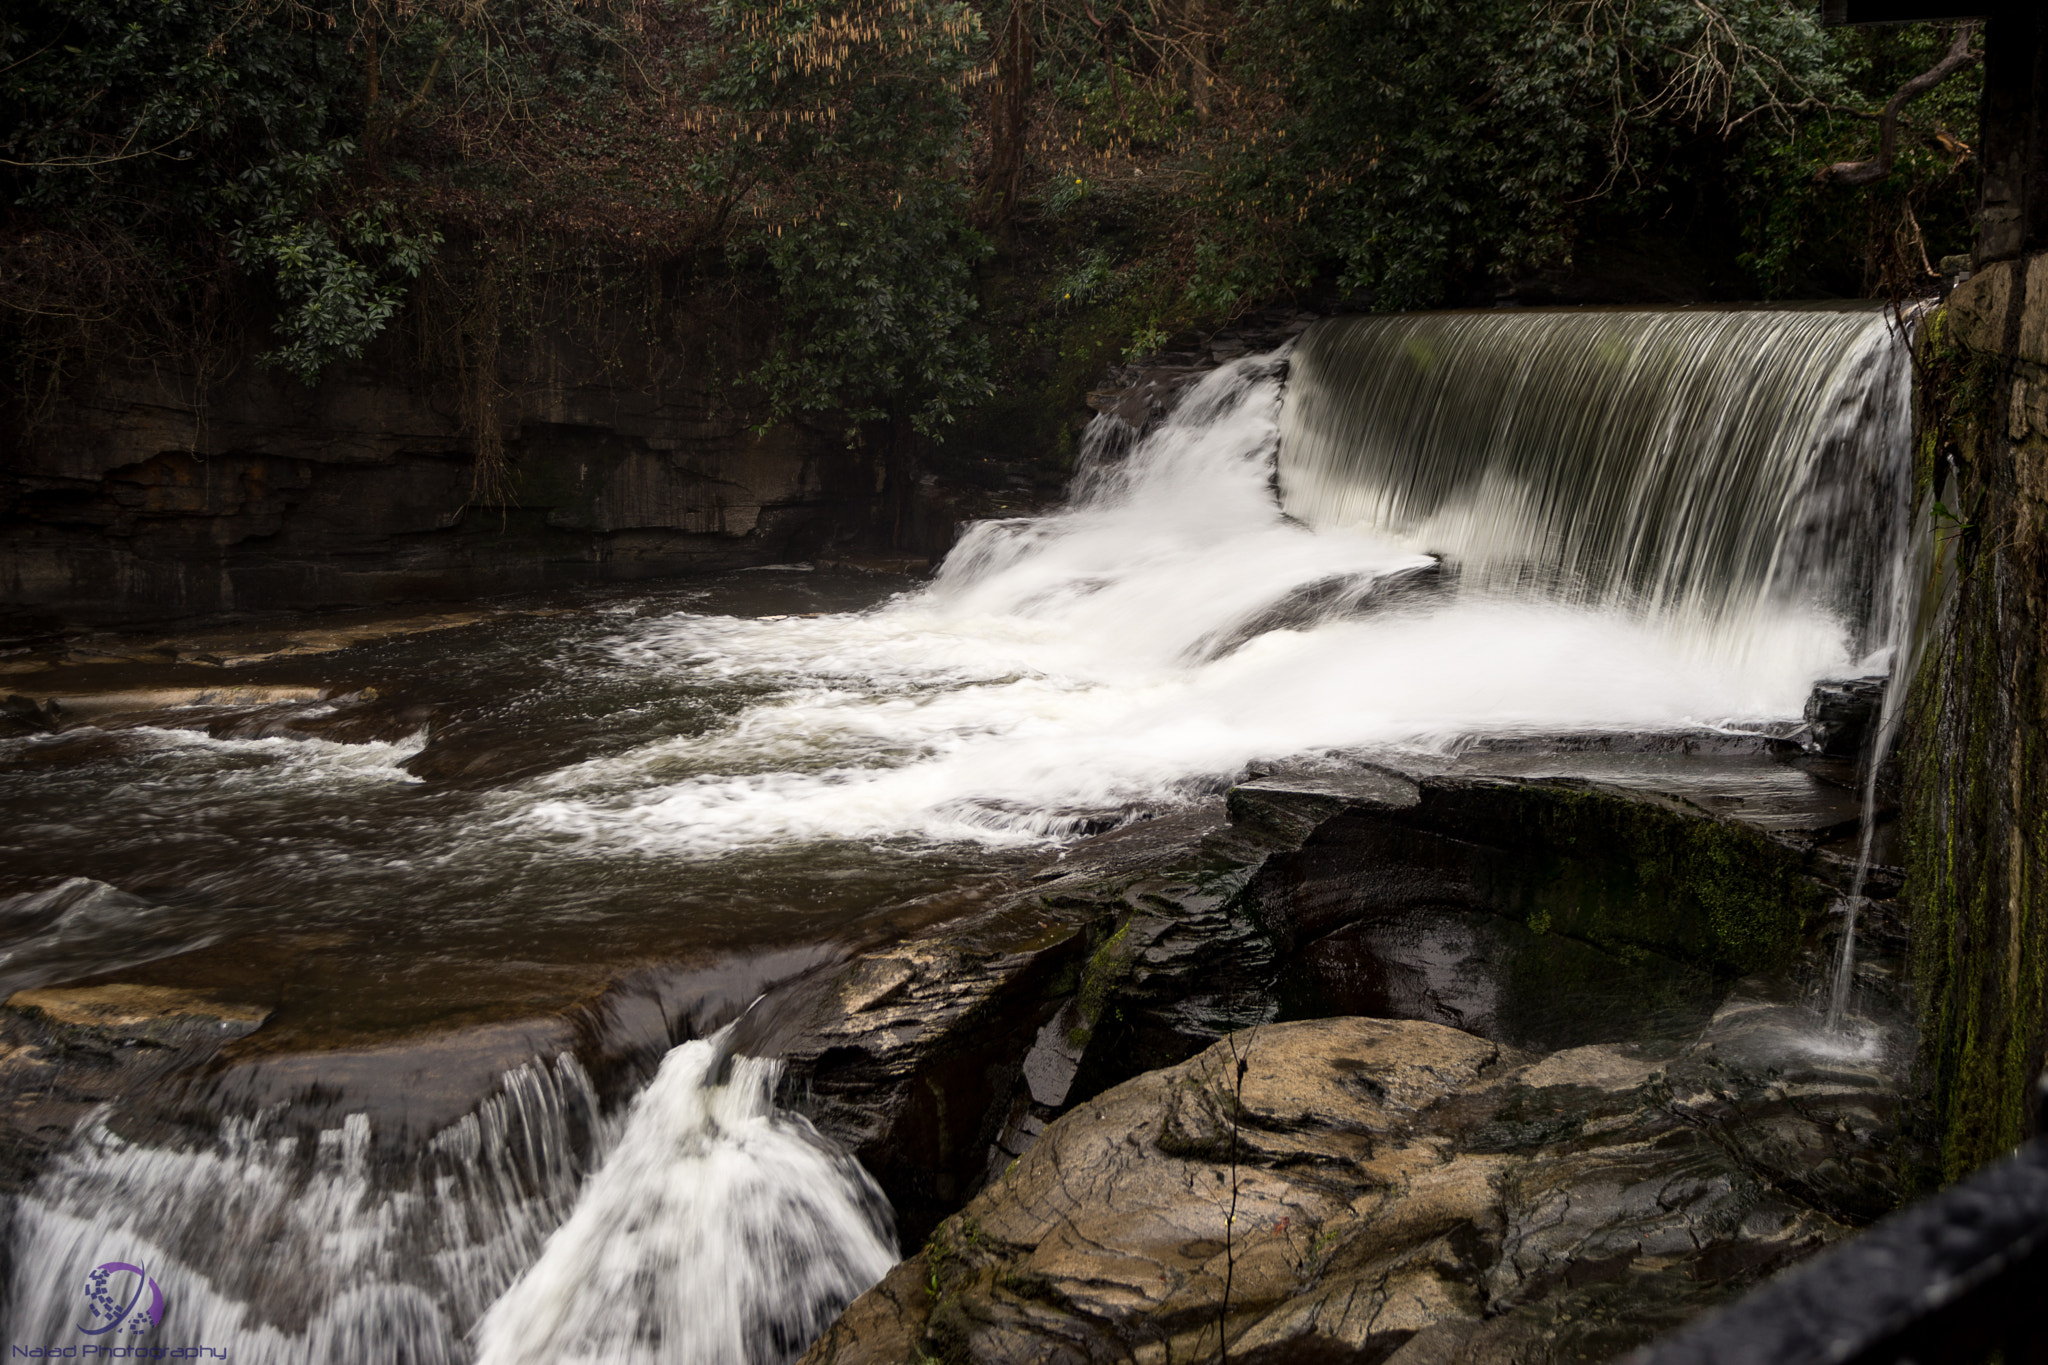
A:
[31,684,335,725]
[801,1255,936,1365]
[6,983,270,1046]
[400,721,572,785]
[774,756,1865,1252]
[814,555,934,577]
[1797,677,1887,759]
[0,979,282,1197]
[818,1003,1898,1365]
[1281,905,1722,1054]
[1188,562,1450,663]
[1,317,869,625]
[1946,251,2048,364]
[192,1017,584,1153]
[763,805,1290,1243]
[1242,774,1830,976]
[1084,312,1318,437]
[910,1019,1504,1365]
[0,693,59,736]
[762,906,1100,1243]
[1654,991,1906,1225]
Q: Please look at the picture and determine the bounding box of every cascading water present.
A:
[470,1032,896,1365]
[1,1038,894,1364]
[1280,308,1915,1034]
[5,1055,601,1361]
[1,305,1914,1361]
[531,317,1906,857]
[1277,308,1913,663]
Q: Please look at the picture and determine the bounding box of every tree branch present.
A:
[1819,21,1980,187]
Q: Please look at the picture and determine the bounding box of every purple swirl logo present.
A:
[79,1261,165,1337]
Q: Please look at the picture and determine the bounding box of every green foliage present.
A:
[754,201,992,439]
[0,0,1994,431]
[1728,22,1980,296]
[699,0,992,438]
[226,144,440,382]
[1187,0,1975,312]
[1049,57,1197,152]
[1050,247,1122,310]
[0,0,353,379]
[0,0,340,227]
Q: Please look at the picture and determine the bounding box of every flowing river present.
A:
[0,305,1912,1361]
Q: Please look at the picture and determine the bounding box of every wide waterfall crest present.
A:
[1278,307,1912,659]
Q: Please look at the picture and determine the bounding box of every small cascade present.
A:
[3,1035,893,1365]
[1825,536,1930,1034]
[4,1056,599,1361]
[470,1032,896,1365]
[1279,308,1913,663]
[1825,783,1885,1035]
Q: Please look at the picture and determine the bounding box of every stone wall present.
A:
[1907,255,2048,1178]
[0,313,883,630]
[1899,7,2048,1181]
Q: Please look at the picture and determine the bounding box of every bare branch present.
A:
[1819,21,1981,187]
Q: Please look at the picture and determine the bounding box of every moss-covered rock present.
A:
[1902,261,2048,1182]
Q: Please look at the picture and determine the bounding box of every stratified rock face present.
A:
[0,324,872,626]
[807,1005,1900,1365]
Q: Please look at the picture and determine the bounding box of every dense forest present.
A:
[0,0,1985,451]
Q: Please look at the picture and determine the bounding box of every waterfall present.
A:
[1278,307,1912,665]
[2,305,1914,1363]
[0,1038,893,1365]
[3,1055,599,1359]
[1278,307,1914,1033]
[532,321,1908,858]
[470,1034,896,1365]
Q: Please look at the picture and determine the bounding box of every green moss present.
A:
[1446,782,1821,976]
[1068,918,1136,1050]
[1900,327,2048,1186]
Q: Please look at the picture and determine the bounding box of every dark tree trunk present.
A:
[982,0,1034,228]
[1977,6,2048,265]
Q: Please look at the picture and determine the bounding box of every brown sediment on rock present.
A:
[6,983,272,1031]
[25,685,338,718]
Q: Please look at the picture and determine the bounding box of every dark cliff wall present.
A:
[1904,7,2048,1180]
[0,306,887,630]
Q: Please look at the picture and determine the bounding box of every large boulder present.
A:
[806,999,1900,1365]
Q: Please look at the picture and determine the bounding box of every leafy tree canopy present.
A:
[0,0,1986,434]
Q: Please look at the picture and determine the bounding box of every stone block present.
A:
[1947,250,2048,364]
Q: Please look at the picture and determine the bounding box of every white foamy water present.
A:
[3,1037,890,1365]
[471,1034,895,1365]
[522,347,1875,856]
[4,1056,597,1362]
